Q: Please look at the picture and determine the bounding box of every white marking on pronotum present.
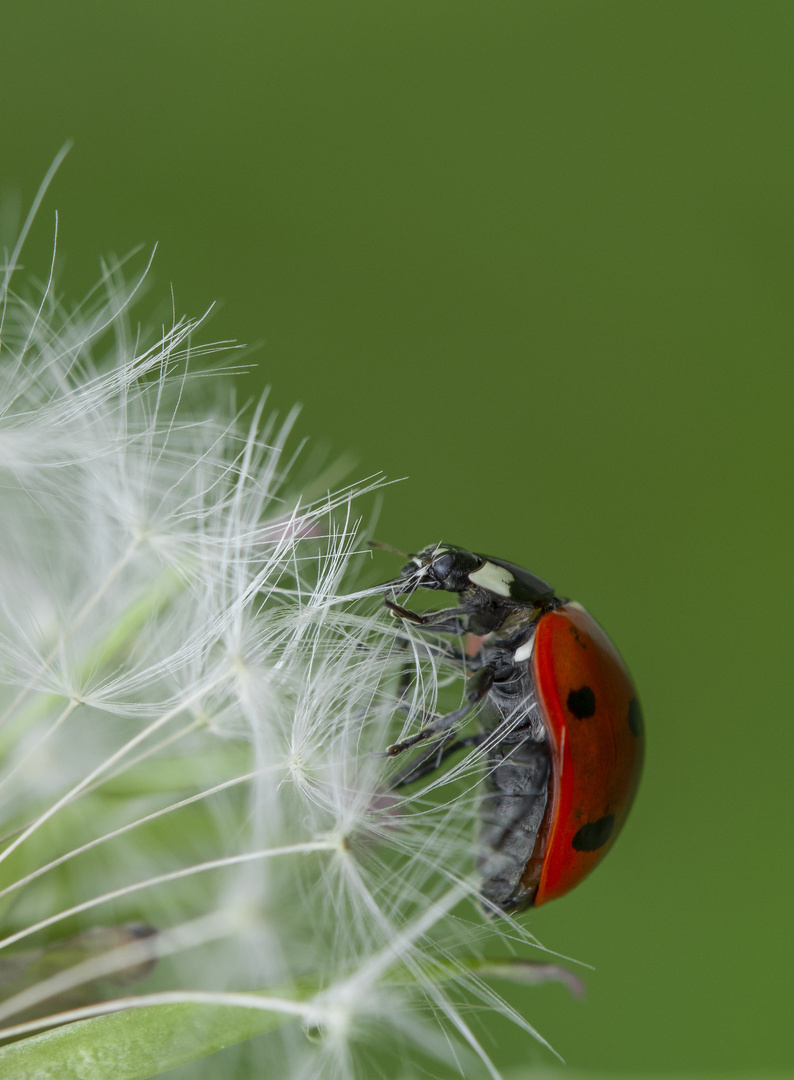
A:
[513,635,535,665]
[469,560,514,597]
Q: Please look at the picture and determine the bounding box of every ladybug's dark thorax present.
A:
[476,598,562,653]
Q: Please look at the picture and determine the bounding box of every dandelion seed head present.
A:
[0,178,562,1079]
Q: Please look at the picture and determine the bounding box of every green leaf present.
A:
[0,995,293,1080]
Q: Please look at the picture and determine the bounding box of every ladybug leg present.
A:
[389,644,474,735]
[385,599,469,636]
[386,664,495,756]
[389,733,486,789]
[391,634,474,672]
[385,598,484,668]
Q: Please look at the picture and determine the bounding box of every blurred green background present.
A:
[3,1,792,1075]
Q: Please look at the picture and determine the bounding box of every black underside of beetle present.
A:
[474,640,551,912]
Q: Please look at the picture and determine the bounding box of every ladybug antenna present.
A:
[367,539,411,558]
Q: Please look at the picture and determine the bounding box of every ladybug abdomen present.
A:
[531,603,644,906]
[477,735,550,910]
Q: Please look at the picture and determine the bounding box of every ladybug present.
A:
[381,543,643,912]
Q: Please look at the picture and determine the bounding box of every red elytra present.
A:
[528,603,644,906]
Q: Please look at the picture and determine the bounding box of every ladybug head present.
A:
[399,544,482,594]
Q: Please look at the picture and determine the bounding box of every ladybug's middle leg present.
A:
[386,664,495,756]
[389,732,486,789]
[388,630,476,734]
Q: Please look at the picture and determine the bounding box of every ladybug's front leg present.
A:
[384,599,469,636]
[387,664,495,756]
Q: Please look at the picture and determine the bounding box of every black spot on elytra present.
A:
[627,697,644,738]
[572,815,614,852]
[567,685,596,719]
